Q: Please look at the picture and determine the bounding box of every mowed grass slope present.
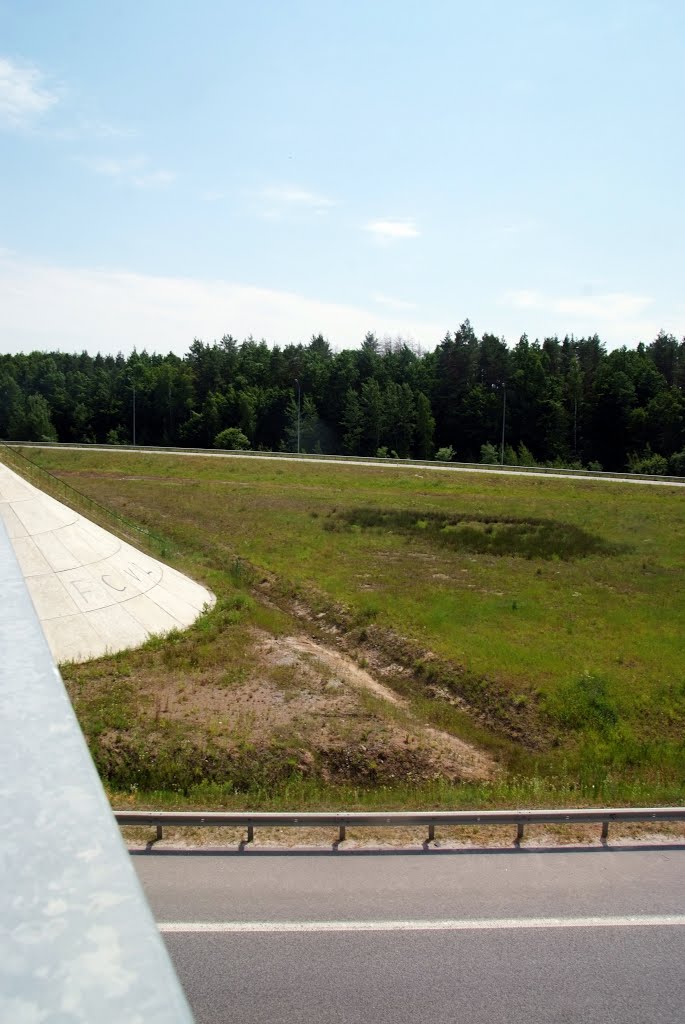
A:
[24,448,685,807]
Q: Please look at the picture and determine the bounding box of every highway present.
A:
[134,845,685,1023]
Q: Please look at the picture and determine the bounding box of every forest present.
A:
[1,322,684,474]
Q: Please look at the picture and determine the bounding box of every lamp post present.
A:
[500,383,506,466]
[294,378,301,454]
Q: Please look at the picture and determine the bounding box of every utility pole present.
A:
[132,382,136,447]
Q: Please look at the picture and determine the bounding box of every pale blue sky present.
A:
[1,0,683,355]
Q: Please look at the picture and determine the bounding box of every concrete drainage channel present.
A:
[116,808,685,849]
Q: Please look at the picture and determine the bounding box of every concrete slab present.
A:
[59,566,120,612]
[159,563,211,611]
[11,536,53,577]
[85,604,151,652]
[33,531,83,571]
[25,574,80,620]
[145,582,201,625]
[11,495,77,535]
[123,593,183,634]
[0,472,33,502]
[0,462,215,663]
[0,503,28,537]
[58,522,115,564]
[41,611,107,663]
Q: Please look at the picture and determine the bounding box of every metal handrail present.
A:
[116,807,685,845]
[0,522,193,1021]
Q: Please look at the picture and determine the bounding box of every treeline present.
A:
[1,322,684,473]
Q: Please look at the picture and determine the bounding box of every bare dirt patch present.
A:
[259,632,497,782]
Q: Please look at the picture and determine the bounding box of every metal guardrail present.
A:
[6,440,685,484]
[116,808,685,845]
[0,520,194,1022]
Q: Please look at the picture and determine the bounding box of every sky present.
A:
[1,0,684,357]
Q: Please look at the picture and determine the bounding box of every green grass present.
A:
[16,446,685,807]
[112,770,685,813]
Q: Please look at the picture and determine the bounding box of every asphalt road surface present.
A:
[134,845,685,1023]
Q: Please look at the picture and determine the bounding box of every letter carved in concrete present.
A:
[101,574,127,593]
[70,578,98,605]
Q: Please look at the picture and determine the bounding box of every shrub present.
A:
[214,427,250,450]
[480,442,499,465]
[668,449,685,476]
[435,445,455,462]
[627,447,668,475]
[517,443,538,467]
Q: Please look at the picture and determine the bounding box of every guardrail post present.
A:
[428,823,436,843]
[601,820,609,843]
[156,824,163,842]
[338,825,346,843]
[515,822,525,845]
[246,824,255,844]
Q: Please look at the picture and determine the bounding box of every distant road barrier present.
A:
[5,439,685,485]
[116,808,685,846]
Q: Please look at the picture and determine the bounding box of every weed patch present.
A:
[333,507,627,560]
[545,672,619,732]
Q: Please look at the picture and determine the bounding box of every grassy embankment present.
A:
[18,447,685,810]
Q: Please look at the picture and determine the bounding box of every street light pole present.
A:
[500,384,506,466]
[294,378,301,454]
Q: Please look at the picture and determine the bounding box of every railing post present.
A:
[246,824,254,844]
[156,824,163,842]
[338,824,346,843]
[601,820,609,843]
[515,822,525,845]
[428,823,435,842]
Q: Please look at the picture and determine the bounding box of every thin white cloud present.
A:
[0,253,447,357]
[131,169,175,189]
[201,189,226,202]
[373,292,418,311]
[364,219,420,242]
[503,288,652,321]
[85,156,133,177]
[88,120,136,140]
[259,185,337,209]
[83,155,175,189]
[0,57,59,127]
[52,119,137,143]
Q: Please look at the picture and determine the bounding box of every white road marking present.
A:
[159,914,685,934]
